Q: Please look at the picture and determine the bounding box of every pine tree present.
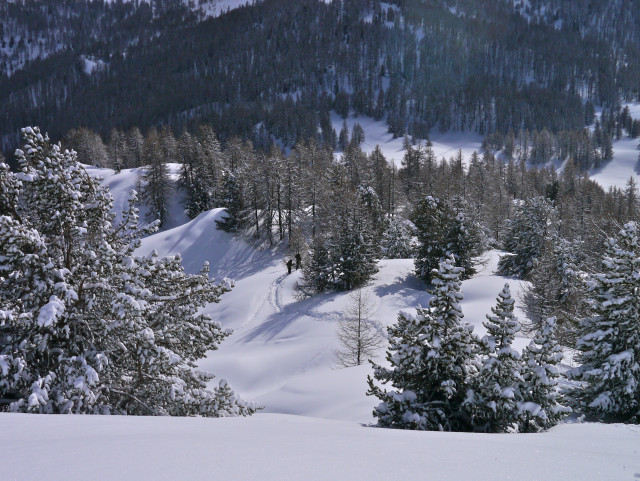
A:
[381,219,414,259]
[465,284,522,432]
[445,209,481,279]
[519,317,570,432]
[300,235,333,294]
[139,128,172,227]
[569,222,640,422]
[368,256,476,431]
[0,127,258,417]
[412,196,450,283]
[498,197,554,279]
[215,169,247,233]
[522,236,587,345]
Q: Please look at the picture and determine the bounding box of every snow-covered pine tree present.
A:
[412,196,450,283]
[445,209,482,279]
[0,127,258,417]
[368,256,476,431]
[497,196,554,279]
[381,218,414,259]
[300,235,333,294]
[522,236,587,345]
[215,169,247,232]
[465,284,522,432]
[301,194,379,293]
[331,208,379,291]
[569,221,640,423]
[519,317,570,432]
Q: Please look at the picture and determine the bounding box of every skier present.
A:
[286,258,293,275]
[295,252,302,270]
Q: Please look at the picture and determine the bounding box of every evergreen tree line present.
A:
[483,105,640,172]
[369,216,640,431]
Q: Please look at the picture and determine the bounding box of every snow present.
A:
[80,55,105,75]
[331,112,483,168]
[589,102,640,190]
[136,208,531,423]
[10,149,635,479]
[84,163,189,231]
[1,413,638,481]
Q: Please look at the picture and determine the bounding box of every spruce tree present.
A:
[519,317,570,432]
[412,196,450,283]
[381,219,414,259]
[498,197,554,279]
[569,222,640,422]
[368,256,476,431]
[465,284,522,432]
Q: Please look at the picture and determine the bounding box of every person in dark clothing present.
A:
[295,253,302,270]
[286,259,293,274]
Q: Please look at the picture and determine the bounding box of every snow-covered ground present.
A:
[332,106,640,191]
[84,162,189,231]
[331,111,484,168]
[133,208,531,422]
[590,102,640,190]
[5,128,639,480]
[2,413,638,481]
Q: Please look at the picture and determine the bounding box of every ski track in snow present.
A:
[269,273,287,313]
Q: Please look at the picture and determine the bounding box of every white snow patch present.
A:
[0,413,638,481]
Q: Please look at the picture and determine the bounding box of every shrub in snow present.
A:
[0,127,259,416]
[368,256,477,431]
[569,222,640,423]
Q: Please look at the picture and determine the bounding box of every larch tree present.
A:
[334,289,385,367]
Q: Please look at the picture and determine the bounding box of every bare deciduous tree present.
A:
[335,289,385,367]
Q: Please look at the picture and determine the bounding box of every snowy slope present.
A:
[85,163,189,231]
[137,209,531,423]
[590,102,640,190]
[331,111,484,167]
[2,413,639,481]
[6,149,638,480]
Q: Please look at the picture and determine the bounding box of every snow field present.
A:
[1,413,638,481]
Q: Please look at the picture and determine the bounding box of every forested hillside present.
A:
[2,0,639,164]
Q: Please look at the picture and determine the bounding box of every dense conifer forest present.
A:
[2,0,640,165]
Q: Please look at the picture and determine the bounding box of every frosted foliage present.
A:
[381,219,414,259]
[465,284,523,432]
[519,317,570,431]
[498,197,553,279]
[570,222,640,423]
[0,127,259,417]
[368,256,477,431]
